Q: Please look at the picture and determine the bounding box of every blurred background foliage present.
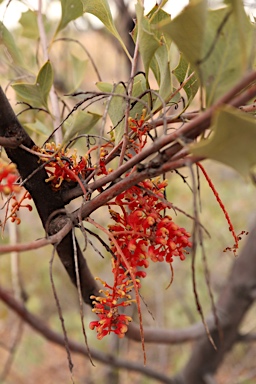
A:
[0,1,256,383]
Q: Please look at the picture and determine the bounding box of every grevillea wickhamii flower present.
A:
[0,160,20,195]
[90,177,192,339]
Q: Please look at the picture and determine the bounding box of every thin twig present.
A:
[188,160,217,350]
[37,0,62,143]
[49,246,74,380]
[61,71,256,205]
[53,37,102,82]
[71,229,94,366]
[0,286,176,383]
[87,217,146,365]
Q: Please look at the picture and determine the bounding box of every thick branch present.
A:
[0,87,99,305]
[0,221,72,255]
[61,70,256,205]
[175,221,256,384]
[0,286,175,384]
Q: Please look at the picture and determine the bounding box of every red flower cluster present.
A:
[0,160,20,195]
[128,110,149,153]
[109,178,191,271]
[89,271,134,339]
[8,191,32,225]
[0,160,32,226]
[38,143,90,189]
[38,143,110,189]
[90,178,191,340]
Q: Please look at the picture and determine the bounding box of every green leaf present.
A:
[130,74,149,118]
[55,0,84,35]
[189,106,256,180]
[12,61,53,109]
[63,109,101,144]
[150,45,173,113]
[82,0,131,59]
[69,55,88,92]
[224,0,250,65]
[160,0,207,67]
[200,6,255,105]
[132,5,176,112]
[96,81,126,145]
[24,119,51,137]
[133,2,160,77]
[97,74,148,144]
[173,55,199,102]
[160,1,255,105]
[0,22,25,68]
[19,10,40,39]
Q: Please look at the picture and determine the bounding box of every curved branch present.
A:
[0,87,99,305]
[0,220,72,255]
[0,286,175,384]
[237,333,256,343]
[127,316,216,344]
[61,70,256,204]
[174,220,256,384]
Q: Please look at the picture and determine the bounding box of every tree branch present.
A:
[174,219,256,384]
[0,87,99,305]
[61,70,256,205]
[0,285,176,384]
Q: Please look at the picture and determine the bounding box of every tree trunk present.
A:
[0,87,99,305]
[175,223,256,383]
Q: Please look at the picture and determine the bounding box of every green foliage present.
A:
[19,10,40,39]
[200,6,254,105]
[159,0,255,105]
[12,61,53,109]
[133,5,178,112]
[97,73,148,144]
[24,119,51,137]
[63,109,101,145]
[173,55,199,102]
[160,0,207,69]
[133,2,161,78]
[55,0,83,35]
[82,0,131,59]
[96,80,127,145]
[190,106,256,180]
[1,0,255,181]
[0,22,26,69]
[70,54,88,92]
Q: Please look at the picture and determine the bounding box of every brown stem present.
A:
[0,87,99,306]
[175,221,256,384]
[61,71,256,204]
[0,285,175,384]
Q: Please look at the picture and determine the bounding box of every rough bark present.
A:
[174,223,256,384]
[0,87,99,305]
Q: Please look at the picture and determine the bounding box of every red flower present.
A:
[90,177,191,340]
[0,161,20,195]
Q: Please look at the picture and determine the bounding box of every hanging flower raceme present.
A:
[109,178,192,272]
[89,270,135,340]
[90,177,192,340]
[128,109,150,153]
